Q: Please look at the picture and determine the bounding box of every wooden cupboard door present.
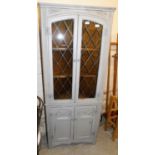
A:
[50,108,74,146]
[74,106,96,142]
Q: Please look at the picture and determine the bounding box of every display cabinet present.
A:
[39,3,115,147]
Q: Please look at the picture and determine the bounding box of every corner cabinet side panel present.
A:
[47,107,74,147]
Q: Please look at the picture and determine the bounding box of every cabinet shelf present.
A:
[54,75,72,78]
[54,75,97,78]
[52,48,100,52]
[53,48,72,51]
[81,75,97,78]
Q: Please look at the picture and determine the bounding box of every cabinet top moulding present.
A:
[38,3,116,12]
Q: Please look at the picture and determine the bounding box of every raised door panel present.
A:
[50,108,73,146]
[74,106,96,142]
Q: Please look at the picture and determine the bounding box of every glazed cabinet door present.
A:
[49,108,74,146]
[74,106,96,142]
[46,15,78,105]
[75,16,106,104]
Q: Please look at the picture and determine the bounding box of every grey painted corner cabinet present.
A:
[39,3,115,147]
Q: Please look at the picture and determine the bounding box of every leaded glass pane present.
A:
[52,19,73,99]
[79,20,103,98]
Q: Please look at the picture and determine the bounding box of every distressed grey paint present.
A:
[39,3,115,148]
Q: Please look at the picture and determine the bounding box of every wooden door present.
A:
[50,108,74,146]
[74,106,96,142]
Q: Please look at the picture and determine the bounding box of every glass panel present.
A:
[52,19,73,99]
[79,20,103,98]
